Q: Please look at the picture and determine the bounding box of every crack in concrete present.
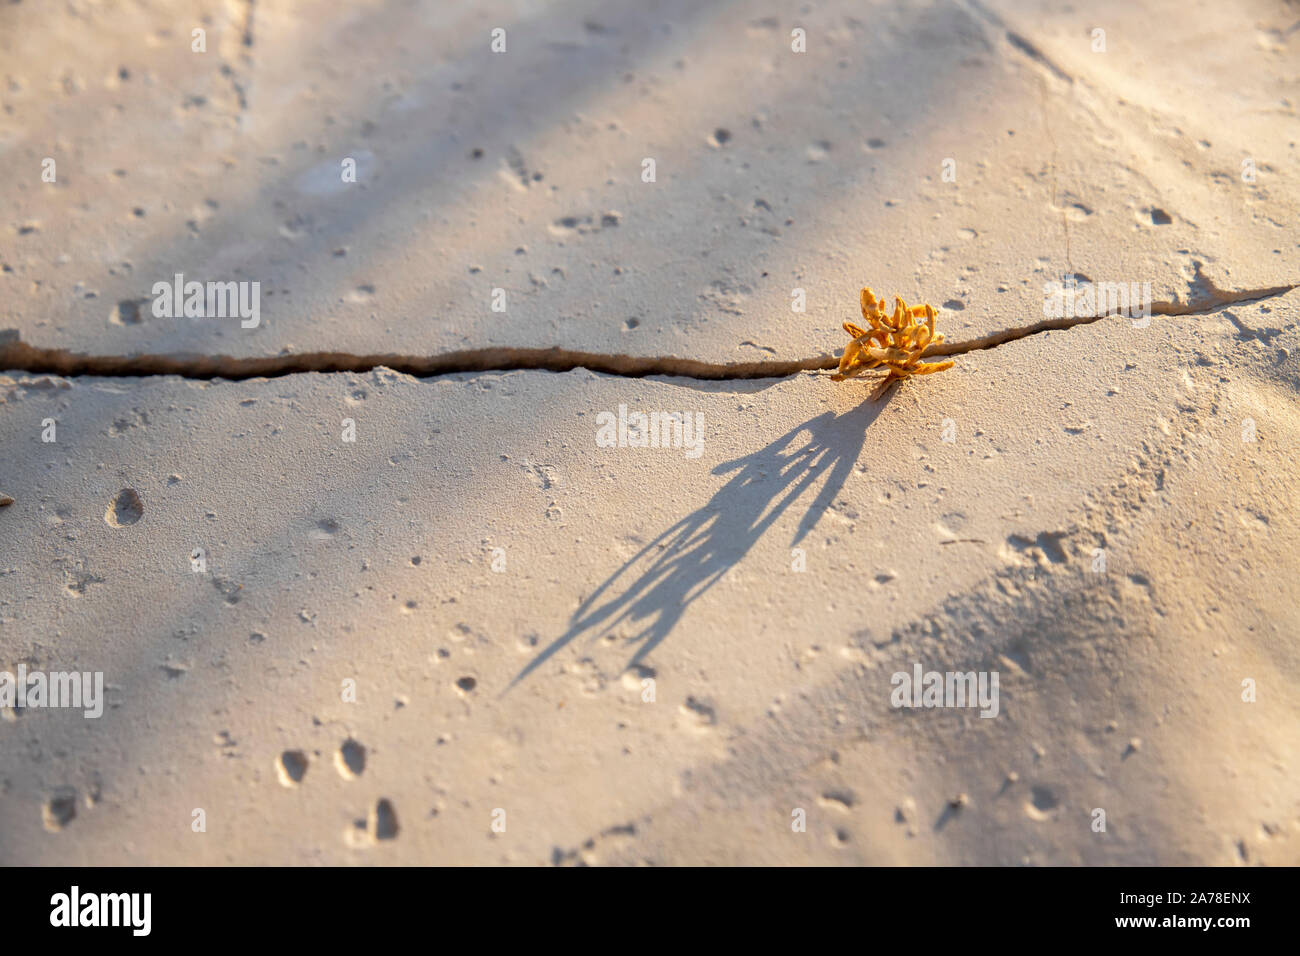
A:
[927,281,1297,357]
[964,0,1076,84]
[0,283,1293,383]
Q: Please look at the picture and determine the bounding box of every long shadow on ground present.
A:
[512,394,892,686]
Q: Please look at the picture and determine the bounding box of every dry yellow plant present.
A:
[831,287,955,389]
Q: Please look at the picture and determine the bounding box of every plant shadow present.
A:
[511,392,894,687]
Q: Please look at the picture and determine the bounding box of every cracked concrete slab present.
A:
[1,293,1297,864]
[1,0,1296,368]
[2,0,1298,870]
